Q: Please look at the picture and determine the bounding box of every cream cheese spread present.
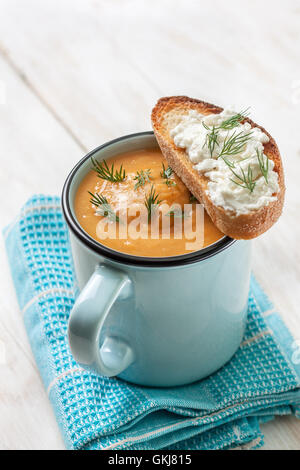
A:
[170,108,279,216]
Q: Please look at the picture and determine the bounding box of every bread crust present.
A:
[151,96,285,239]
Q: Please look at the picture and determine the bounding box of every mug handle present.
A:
[68,263,135,377]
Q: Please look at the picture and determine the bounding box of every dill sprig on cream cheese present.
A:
[133,169,151,190]
[202,108,251,157]
[144,185,162,221]
[88,191,120,222]
[229,166,256,193]
[256,149,269,183]
[202,114,257,193]
[221,156,257,193]
[91,158,126,183]
[218,130,253,160]
[221,155,236,168]
[202,123,219,157]
[161,163,176,186]
[219,108,250,130]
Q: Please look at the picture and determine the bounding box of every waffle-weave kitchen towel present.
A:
[3,195,300,450]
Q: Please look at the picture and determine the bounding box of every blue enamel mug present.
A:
[62,132,251,387]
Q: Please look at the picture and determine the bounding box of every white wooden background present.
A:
[0,0,300,450]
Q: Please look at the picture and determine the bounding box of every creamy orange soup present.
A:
[75,148,223,257]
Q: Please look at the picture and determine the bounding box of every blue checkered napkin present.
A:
[4,195,300,450]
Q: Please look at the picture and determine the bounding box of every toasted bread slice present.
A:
[151,96,285,240]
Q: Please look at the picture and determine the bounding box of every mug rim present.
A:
[61,131,236,267]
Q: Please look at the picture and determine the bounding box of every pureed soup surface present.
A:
[75,148,224,257]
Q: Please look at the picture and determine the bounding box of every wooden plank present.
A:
[0,56,83,226]
[262,416,300,450]
[0,0,299,449]
[0,53,81,450]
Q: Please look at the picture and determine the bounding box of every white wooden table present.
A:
[0,0,300,450]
